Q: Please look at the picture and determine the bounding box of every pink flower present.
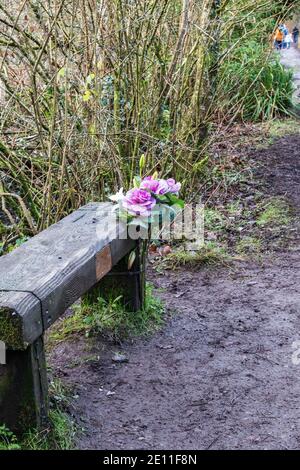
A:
[166,178,181,194]
[122,188,156,216]
[140,176,160,193]
[140,176,169,195]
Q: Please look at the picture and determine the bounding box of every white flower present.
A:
[109,187,124,203]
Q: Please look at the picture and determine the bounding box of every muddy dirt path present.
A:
[49,133,300,450]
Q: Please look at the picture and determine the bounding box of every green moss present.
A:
[0,309,23,350]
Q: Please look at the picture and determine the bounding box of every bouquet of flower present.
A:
[109,172,184,301]
[109,175,184,224]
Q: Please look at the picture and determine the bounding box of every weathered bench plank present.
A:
[0,203,135,349]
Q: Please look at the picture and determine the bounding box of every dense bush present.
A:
[218,41,294,121]
[0,0,297,248]
[0,0,218,243]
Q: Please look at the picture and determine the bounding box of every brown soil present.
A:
[49,133,300,450]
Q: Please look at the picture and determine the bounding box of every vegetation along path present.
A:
[47,127,300,450]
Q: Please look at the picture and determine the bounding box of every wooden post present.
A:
[84,242,145,312]
[0,336,48,435]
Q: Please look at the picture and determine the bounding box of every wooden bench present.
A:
[0,202,144,434]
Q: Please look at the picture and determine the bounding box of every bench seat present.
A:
[0,202,142,433]
[0,202,135,349]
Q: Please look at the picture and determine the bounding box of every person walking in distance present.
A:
[293,26,299,46]
[274,27,284,50]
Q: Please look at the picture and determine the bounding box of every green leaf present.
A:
[88,124,96,135]
[83,90,91,102]
[58,67,66,78]
[139,154,146,171]
[127,250,136,270]
[154,194,168,204]
[165,193,185,208]
[192,156,209,173]
[133,175,141,188]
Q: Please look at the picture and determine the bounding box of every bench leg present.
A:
[85,243,145,312]
[0,336,48,435]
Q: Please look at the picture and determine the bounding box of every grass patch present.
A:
[256,198,291,227]
[205,208,226,232]
[23,409,76,450]
[0,425,21,450]
[265,118,300,140]
[160,241,230,270]
[254,119,300,150]
[48,283,164,344]
[24,378,76,450]
[0,379,76,450]
[236,236,262,255]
